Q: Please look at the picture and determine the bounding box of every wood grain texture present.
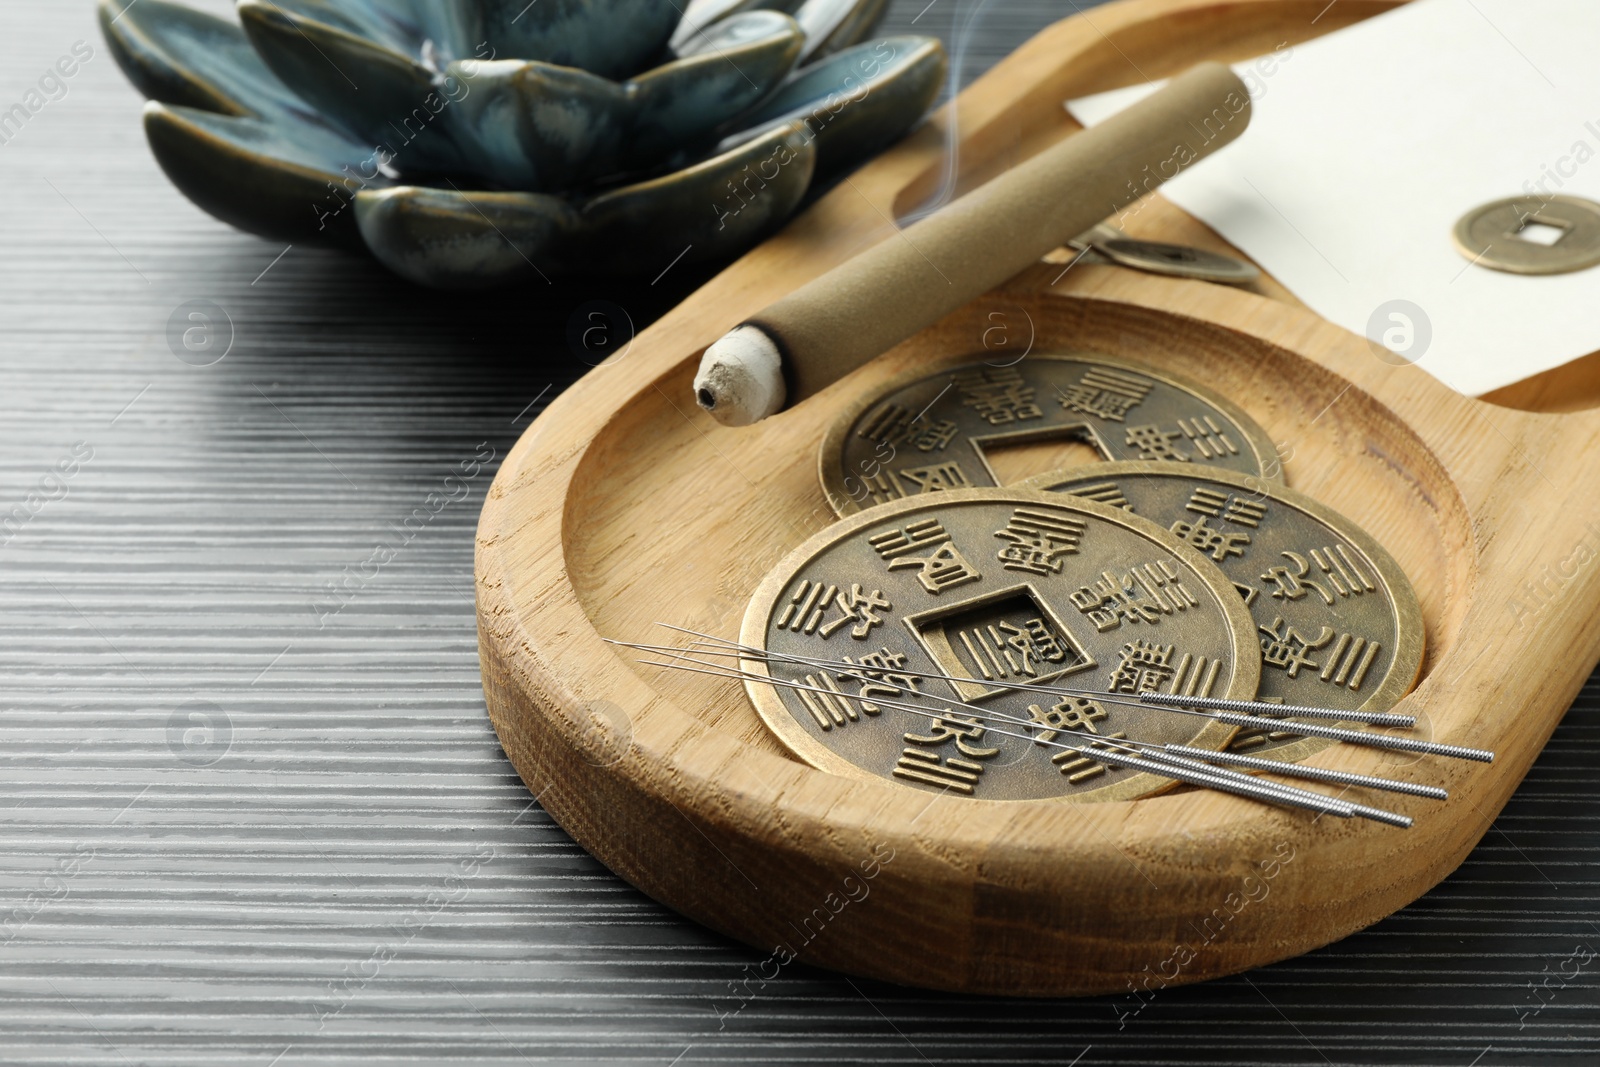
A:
[3,0,1599,1060]
[478,0,1600,999]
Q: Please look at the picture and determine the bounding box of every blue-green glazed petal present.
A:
[463,0,681,80]
[732,35,943,179]
[353,120,816,286]
[792,0,889,62]
[575,119,815,275]
[629,12,802,164]
[237,1,462,173]
[443,13,801,190]
[239,0,435,56]
[443,59,630,190]
[668,0,800,53]
[104,0,944,286]
[354,185,579,288]
[671,7,801,59]
[99,0,300,115]
[144,101,389,245]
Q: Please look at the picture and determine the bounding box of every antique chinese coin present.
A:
[1022,462,1424,762]
[741,489,1260,802]
[820,352,1281,517]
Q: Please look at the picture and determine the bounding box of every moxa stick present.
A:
[693,61,1252,426]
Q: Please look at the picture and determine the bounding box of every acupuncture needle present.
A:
[644,626,1491,763]
[620,633,1465,793]
[652,623,1418,728]
[635,643,1420,824]
[630,646,1419,826]
[641,650,1416,827]
[644,654,1413,827]
[676,634,1416,727]
[615,638,1446,801]
[635,655,1376,822]
[629,629,1403,749]
[636,639,1452,796]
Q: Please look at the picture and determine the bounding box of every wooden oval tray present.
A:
[476,0,1600,996]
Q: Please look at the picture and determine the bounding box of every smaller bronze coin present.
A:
[820,353,1281,517]
[1452,195,1600,276]
[741,489,1260,802]
[1021,462,1424,763]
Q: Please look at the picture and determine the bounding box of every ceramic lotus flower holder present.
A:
[101,0,947,288]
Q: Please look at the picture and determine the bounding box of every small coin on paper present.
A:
[819,353,1281,517]
[741,489,1259,802]
[1023,462,1424,763]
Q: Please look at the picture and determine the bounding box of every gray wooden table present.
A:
[0,0,1595,1062]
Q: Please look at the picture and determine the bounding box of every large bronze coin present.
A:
[1021,462,1424,762]
[819,353,1281,517]
[741,489,1260,802]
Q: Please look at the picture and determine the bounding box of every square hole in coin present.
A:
[971,426,1106,485]
[1508,217,1571,246]
[903,584,1096,702]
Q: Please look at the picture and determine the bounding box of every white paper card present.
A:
[1065,0,1600,396]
